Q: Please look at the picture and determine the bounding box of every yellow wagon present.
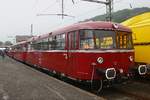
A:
[122,12,150,73]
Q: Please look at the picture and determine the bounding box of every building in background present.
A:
[0,41,13,48]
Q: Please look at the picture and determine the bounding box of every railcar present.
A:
[8,41,28,62]
[8,21,147,89]
[122,12,150,76]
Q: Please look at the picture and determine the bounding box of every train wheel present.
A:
[90,80,103,93]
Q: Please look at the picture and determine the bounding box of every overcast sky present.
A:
[0,0,150,42]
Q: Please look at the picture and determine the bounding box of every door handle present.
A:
[63,53,68,59]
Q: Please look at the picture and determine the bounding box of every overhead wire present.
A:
[46,0,124,34]
[42,0,112,30]
[62,0,123,22]
[34,0,127,34]
[35,0,134,21]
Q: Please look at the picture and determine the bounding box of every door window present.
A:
[68,31,78,50]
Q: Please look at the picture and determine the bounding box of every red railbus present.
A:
[7,41,28,62]
[8,21,147,89]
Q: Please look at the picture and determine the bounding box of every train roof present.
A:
[122,12,150,44]
[13,21,132,45]
[52,21,131,34]
[38,21,131,40]
[10,41,27,47]
[121,12,150,27]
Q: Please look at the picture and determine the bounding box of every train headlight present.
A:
[113,23,119,29]
[97,57,104,64]
[105,68,116,80]
[138,65,147,75]
[129,56,133,62]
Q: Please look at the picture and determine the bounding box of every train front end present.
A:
[77,22,147,84]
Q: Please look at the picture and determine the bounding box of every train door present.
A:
[67,31,78,77]
[116,31,132,71]
[26,42,32,64]
[50,34,68,73]
[22,43,28,62]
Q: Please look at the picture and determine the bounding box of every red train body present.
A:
[7,21,147,84]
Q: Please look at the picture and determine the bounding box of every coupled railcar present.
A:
[122,12,150,75]
[8,21,147,87]
[8,41,28,62]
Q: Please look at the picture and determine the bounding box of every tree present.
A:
[4,41,13,46]
[0,41,3,47]
[84,7,150,23]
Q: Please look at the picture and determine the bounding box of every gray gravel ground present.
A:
[0,56,103,100]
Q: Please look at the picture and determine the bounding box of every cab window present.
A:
[80,30,94,49]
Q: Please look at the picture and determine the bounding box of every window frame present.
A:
[79,29,133,50]
[116,31,133,49]
[67,31,78,50]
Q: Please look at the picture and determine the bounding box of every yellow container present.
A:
[122,12,150,64]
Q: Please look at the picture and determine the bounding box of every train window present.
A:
[79,30,116,49]
[95,30,116,49]
[14,44,28,52]
[41,38,49,50]
[68,31,77,49]
[31,41,42,50]
[15,45,21,51]
[49,37,53,50]
[22,44,27,51]
[51,34,65,50]
[80,30,94,49]
[50,36,57,50]
[127,34,133,48]
[36,42,42,50]
[57,34,65,49]
[117,32,133,49]
[30,42,35,50]
[28,43,32,50]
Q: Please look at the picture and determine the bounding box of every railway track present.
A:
[61,78,150,100]
[134,76,150,85]
[56,77,150,100]
[97,81,150,100]
[96,88,138,100]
